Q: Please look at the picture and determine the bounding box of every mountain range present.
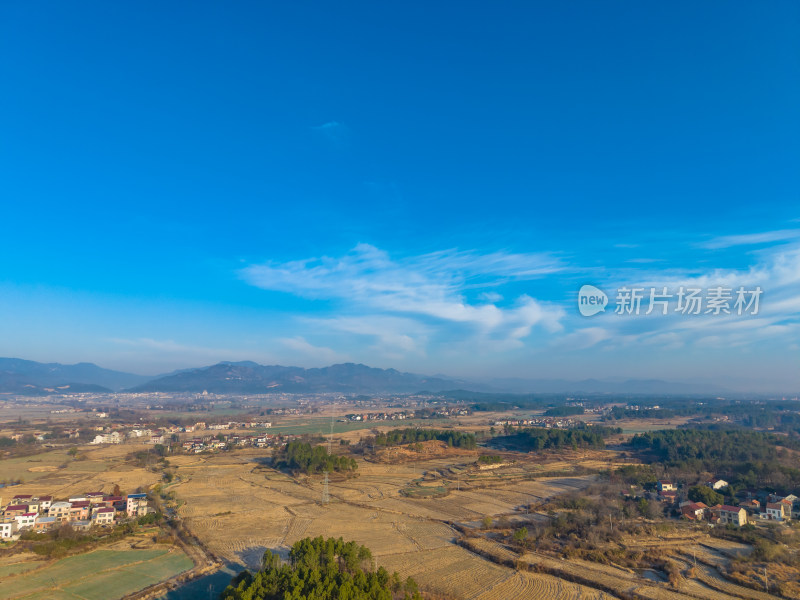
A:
[0,358,153,395]
[0,357,730,396]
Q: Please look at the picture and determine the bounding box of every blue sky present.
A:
[0,1,798,390]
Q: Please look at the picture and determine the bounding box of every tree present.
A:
[67,447,79,458]
[262,549,280,571]
[513,527,528,543]
[688,485,724,506]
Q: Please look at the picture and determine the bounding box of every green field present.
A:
[0,560,47,578]
[0,548,193,600]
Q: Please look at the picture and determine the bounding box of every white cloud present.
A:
[240,244,565,350]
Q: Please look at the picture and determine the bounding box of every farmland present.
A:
[1,419,793,600]
[0,547,192,600]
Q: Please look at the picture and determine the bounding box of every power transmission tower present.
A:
[322,471,330,504]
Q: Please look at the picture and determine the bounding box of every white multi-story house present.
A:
[0,521,16,539]
[126,494,149,517]
[15,512,37,530]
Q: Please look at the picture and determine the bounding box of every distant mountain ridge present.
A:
[0,357,730,396]
[128,361,465,394]
[0,357,153,393]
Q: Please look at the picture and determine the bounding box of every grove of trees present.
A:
[220,536,421,600]
[277,441,357,475]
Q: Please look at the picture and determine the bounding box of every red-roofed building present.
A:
[93,507,116,526]
[657,490,677,503]
[69,501,90,521]
[86,492,105,504]
[102,496,126,511]
[3,505,29,518]
[765,502,790,521]
[681,502,707,520]
[713,505,747,526]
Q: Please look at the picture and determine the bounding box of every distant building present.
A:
[15,512,37,530]
[657,480,676,492]
[681,502,707,520]
[48,502,71,522]
[69,501,90,522]
[705,478,728,490]
[126,493,149,517]
[93,507,115,526]
[34,516,56,532]
[765,502,790,521]
[3,505,30,518]
[714,505,747,526]
[0,521,15,539]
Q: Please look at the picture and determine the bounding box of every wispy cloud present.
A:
[240,244,566,354]
[700,229,800,249]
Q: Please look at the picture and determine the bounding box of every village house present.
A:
[713,505,747,526]
[72,520,91,532]
[657,489,677,503]
[34,516,56,532]
[103,495,126,511]
[657,480,676,492]
[126,493,149,517]
[705,477,728,490]
[765,502,791,521]
[0,521,15,539]
[37,496,53,512]
[86,491,106,504]
[90,431,122,444]
[48,502,72,522]
[3,504,30,518]
[93,507,115,526]
[739,498,760,515]
[69,501,91,521]
[680,502,707,520]
[14,512,37,530]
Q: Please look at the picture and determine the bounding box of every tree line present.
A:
[495,425,619,451]
[371,428,477,450]
[630,427,800,493]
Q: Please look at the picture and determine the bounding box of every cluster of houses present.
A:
[492,417,583,429]
[88,420,273,446]
[181,432,295,453]
[345,412,413,422]
[0,491,152,540]
[654,479,800,526]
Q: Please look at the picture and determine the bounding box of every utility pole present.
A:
[322,471,330,504]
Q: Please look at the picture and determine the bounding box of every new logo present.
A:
[578,285,608,316]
